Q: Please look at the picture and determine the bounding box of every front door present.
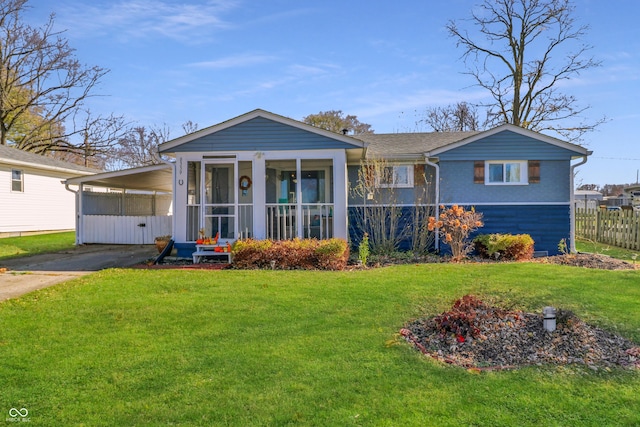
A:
[204,162,235,240]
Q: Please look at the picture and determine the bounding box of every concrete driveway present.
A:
[0,244,157,302]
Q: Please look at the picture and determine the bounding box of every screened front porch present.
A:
[183,157,337,243]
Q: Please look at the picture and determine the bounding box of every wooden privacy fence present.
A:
[575,208,640,250]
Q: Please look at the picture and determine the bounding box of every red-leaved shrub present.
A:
[232,238,349,270]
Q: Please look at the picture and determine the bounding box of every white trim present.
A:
[431,124,590,156]
[348,202,571,207]
[484,160,528,185]
[376,164,414,188]
[10,168,24,192]
[2,158,96,175]
[65,164,172,186]
[426,123,591,157]
[159,109,367,152]
[349,203,435,208]
[435,201,571,206]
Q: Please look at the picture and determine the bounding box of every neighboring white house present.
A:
[0,145,98,236]
[623,184,640,208]
[574,189,603,209]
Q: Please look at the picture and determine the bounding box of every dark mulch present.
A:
[402,297,640,370]
[133,257,230,270]
[535,253,638,270]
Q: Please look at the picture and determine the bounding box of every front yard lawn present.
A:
[1,263,639,426]
[0,231,75,260]
[576,237,640,262]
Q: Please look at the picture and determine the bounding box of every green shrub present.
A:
[473,233,535,261]
[358,233,370,266]
[232,238,349,270]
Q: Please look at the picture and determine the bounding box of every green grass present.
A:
[1,264,639,426]
[0,231,75,260]
[576,237,640,262]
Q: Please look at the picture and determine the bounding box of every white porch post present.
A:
[333,151,348,240]
[173,156,187,243]
[253,154,267,239]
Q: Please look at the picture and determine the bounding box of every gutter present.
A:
[424,156,440,252]
[6,158,97,176]
[570,153,591,252]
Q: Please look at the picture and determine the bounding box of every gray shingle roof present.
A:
[0,144,101,174]
[354,131,481,158]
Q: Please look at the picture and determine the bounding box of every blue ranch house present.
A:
[156,109,591,258]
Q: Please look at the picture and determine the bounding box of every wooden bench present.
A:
[192,244,232,264]
[192,251,232,264]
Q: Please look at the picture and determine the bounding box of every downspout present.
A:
[64,182,82,245]
[570,154,590,253]
[424,157,440,252]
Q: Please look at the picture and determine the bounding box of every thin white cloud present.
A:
[189,54,278,69]
[353,88,488,120]
[57,0,238,41]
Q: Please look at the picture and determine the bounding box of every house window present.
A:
[11,169,23,192]
[377,165,414,188]
[485,161,528,185]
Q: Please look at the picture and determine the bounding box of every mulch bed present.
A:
[133,250,638,271]
[534,253,638,270]
[133,257,230,270]
[402,296,640,371]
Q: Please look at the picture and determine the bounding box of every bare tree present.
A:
[350,159,435,254]
[181,120,198,135]
[303,110,374,135]
[107,125,170,170]
[423,102,482,132]
[447,0,603,141]
[75,110,131,168]
[0,0,108,152]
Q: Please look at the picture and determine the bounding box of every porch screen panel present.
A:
[265,160,296,239]
[204,163,235,239]
[186,162,201,241]
[301,159,334,239]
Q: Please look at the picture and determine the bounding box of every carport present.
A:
[65,164,174,245]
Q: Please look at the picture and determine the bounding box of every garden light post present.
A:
[543,307,557,332]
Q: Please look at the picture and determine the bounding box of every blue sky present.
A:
[24,0,640,186]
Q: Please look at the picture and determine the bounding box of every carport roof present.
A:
[65,164,173,192]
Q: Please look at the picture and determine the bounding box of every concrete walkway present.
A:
[0,244,157,301]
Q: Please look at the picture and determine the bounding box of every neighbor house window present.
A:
[11,169,23,192]
[377,165,414,188]
[485,161,528,185]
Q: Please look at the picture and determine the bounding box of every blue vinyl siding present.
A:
[348,206,431,251]
[171,117,357,152]
[347,164,436,206]
[467,204,570,256]
[348,204,568,255]
[440,160,570,204]
[438,130,581,161]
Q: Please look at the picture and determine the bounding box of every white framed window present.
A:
[11,169,23,192]
[377,165,414,188]
[485,161,528,185]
